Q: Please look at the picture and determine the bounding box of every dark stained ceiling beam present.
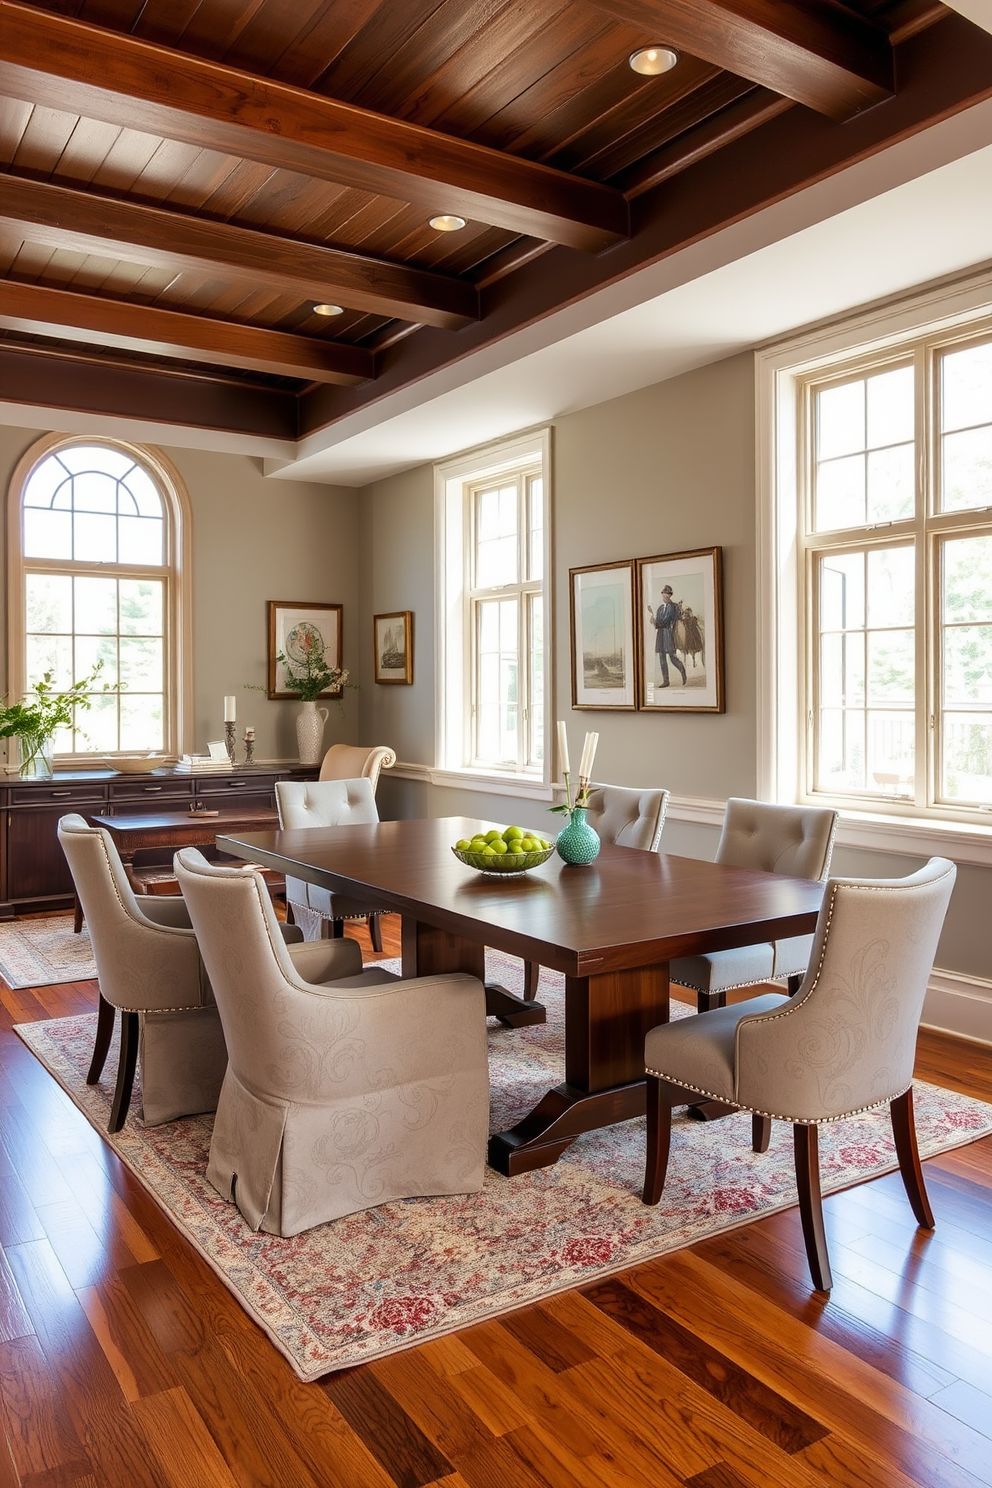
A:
[0,0,628,252]
[0,281,375,385]
[583,0,894,119]
[0,176,477,332]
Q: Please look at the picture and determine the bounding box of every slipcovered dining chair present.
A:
[57,813,229,1133]
[174,848,490,1236]
[642,857,956,1292]
[669,798,839,1013]
[276,775,390,947]
[522,783,670,999]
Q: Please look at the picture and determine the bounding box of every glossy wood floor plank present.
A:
[1,912,991,1488]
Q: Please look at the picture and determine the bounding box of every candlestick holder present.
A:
[243,732,255,767]
[224,720,236,766]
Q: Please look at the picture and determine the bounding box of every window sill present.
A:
[390,762,553,802]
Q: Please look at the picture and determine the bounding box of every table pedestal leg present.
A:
[488,961,671,1175]
[401,918,546,1027]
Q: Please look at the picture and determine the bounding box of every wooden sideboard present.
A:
[0,765,316,918]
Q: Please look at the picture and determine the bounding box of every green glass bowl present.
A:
[451,844,555,875]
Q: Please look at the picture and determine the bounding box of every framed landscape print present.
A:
[636,547,724,712]
[569,561,637,709]
[267,601,343,699]
[374,610,413,684]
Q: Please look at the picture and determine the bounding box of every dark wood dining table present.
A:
[217,815,825,1176]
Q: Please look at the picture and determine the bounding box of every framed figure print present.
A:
[267,601,343,699]
[636,547,724,712]
[569,561,637,709]
[374,611,413,684]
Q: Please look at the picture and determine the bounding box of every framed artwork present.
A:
[374,610,413,684]
[636,547,724,712]
[267,601,343,699]
[569,561,637,709]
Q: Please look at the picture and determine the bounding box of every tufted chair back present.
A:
[716,798,837,881]
[276,775,379,830]
[318,743,396,793]
[584,783,670,852]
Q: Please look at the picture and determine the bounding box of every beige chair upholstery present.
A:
[57,813,228,1132]
[643,857,957,1292]
[276,776,388,945]
[670,798,839,1012]
[174,847,490,1236]
[522,783,670,999]
[319,742,396,791]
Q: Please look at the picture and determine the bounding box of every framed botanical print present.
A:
[374,610,413,684]
[569,561,637,709]
[267,601,343,699]
[636,547,724,712]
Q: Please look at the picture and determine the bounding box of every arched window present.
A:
[7,436,191,760]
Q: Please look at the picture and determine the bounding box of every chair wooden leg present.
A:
[86,992,116,1085]
[73,894,84,934]
[330,919,344,939]
[794,1123,832,1292]
[696,989,726,1013]
[787,974,803,995]
[368,914,383,953]
[108,1011,139,1134]
[752,1113,772,1152]
[642,1075,673,1206]
[523,960,541,1001]
[890,1088,935,1230]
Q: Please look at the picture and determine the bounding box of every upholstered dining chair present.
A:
[275,775,392,947]
[642,856,956,1293]
[174,847,490,1236]
[669,798,839,1013]
[57,813,230,1133]
[522,782,670,999]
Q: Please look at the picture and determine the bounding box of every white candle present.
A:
[578,732,592,780]
[224,696,236,722]
[557,720,570,776]
[586,731,599,781]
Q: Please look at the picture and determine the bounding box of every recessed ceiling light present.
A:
[313,303,344,316]
[629,45,679,76]
[428,214,467,232]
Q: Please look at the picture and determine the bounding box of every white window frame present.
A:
[6,434,194,763]
[435,428,553,799]
[757,267,992,867]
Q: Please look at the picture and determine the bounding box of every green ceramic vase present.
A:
[555,806,601,865]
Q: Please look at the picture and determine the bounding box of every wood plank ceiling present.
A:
[0,0,989,444]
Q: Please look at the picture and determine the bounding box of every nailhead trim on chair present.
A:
[641,1064,909,1125]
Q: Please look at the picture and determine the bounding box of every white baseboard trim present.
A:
[922,969,992,1046]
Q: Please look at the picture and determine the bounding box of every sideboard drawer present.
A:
[108,778,194,802]
[9,782,107,806]
[196,774,279,797]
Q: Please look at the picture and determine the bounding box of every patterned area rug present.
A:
[0,914,96,988]
[16,951,992,1383]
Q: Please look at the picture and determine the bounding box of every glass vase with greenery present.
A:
[0,667,110,777]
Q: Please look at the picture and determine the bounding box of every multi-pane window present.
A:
[469,467,544,770]
[804,332,992,815]
[13,441,179,757]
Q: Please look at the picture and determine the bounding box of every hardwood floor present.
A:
[2,913,991,1488]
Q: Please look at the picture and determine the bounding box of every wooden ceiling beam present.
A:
[0,0,628,252]
[0,280,374,385]
[583,0,894,119]
[0,176,476,332]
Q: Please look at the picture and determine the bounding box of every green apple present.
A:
[455,839,472,851]
[505,826,523,841]
[485,829,502,843]
[509,841,526,854]
[490,838,508,854]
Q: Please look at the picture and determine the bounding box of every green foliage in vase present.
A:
[276,633,352,702]
[0,665,116,767]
